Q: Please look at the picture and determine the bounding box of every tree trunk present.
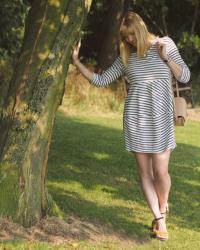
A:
[96,0,124,72]
[0,0,92,227]
[161,3,168,35]
[191,1,199,35]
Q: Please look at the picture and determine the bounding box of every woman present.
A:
[72,11,190,241]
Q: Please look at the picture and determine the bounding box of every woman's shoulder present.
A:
[159,36,176,45]
[159,36,171,42]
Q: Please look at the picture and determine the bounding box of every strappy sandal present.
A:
[151,217,169,241]
[150,218,157,234]
[161,203,169,218]
[150,204,169,237]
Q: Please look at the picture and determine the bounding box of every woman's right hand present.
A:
[72,39,81,64]
[71,39,94,81]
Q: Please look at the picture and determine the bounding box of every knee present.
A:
[138,168,153,180]
[154,169,169,180]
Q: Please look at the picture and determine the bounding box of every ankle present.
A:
[160,203,169,214]
[160,209,167,216]
[157,218,167,231]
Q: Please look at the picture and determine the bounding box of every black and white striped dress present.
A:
[90,36,191,153]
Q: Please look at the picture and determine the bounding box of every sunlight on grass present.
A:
[88,152,110,160]
[46,109,200,249]
[1,108,199,249]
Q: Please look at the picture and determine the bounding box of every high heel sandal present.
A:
[151,218,157,234]
[151,217,168,241]
[151,204,169,233]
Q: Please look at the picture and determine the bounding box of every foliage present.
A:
[178,32,200,71]
[81,0,200,77]
[65,65,126,113]
[0,50,13,102]
[0,0,31,104]
[1,0,200,79]
[0,0,31,61]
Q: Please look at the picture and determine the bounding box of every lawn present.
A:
[1,108,200,250]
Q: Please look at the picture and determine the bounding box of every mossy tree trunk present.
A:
[0,0,92,227]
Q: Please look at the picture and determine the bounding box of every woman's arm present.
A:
[72,40,94,81]
[73,58,94,81]
[72,40,126,87]
[165,59,183,80]
[156,37,191,83]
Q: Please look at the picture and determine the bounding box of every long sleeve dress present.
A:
[90,36,191,153]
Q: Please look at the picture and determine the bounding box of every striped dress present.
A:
[90,36,191,153]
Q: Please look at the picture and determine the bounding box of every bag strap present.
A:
[175,79,180,97]
[171,78,180,119]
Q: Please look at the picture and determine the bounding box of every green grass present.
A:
[1,109,200,249]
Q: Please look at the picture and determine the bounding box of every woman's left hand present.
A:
[156,39,168,61]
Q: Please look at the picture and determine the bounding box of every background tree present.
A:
[0,0,199,228]
[96,0,124,72]
[81,0,200,75]
[0,0,31,108]
[0,0,92,227]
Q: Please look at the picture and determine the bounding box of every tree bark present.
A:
[161,2,168,35]
[0,0,92,227]
[96,0,124,72]
[191,1,199,35]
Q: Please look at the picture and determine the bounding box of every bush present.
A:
[64,64,126,113]
[178,32,200,71]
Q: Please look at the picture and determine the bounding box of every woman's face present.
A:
[125,33,137,47]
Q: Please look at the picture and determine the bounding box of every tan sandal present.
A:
[154,229,169,241]
[151,218,157,234]
[150,217,168,241]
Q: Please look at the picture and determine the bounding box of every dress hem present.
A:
[125,144,177,154]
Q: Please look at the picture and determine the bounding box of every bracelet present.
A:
[163,58,169,63]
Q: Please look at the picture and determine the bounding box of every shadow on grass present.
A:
[47,111,200,240]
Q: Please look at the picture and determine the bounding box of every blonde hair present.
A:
[119,12,156,65]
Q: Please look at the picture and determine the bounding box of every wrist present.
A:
[73,58,80,64]
[163,57,169,63]
[163,57,172,64]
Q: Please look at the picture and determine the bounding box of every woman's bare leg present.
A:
[152,149,171,215]
[134,152,162,219]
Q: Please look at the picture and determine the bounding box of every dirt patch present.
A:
[0,216,145,245]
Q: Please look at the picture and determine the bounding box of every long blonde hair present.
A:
[119,11,156,66]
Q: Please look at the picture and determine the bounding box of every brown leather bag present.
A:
[172,80,187,126]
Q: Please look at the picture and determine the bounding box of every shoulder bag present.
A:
[172,79,187,126]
